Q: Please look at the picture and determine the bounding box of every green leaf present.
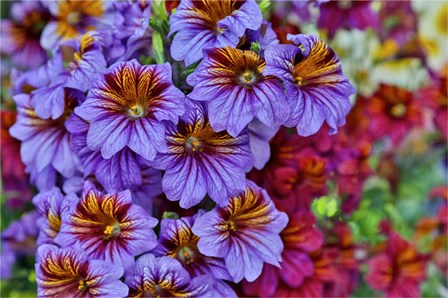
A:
[258,0,271,13]
[152,31,165,64]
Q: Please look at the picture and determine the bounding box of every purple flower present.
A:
[318,0,380,38]
[75,59,185,161]
[32,187,77,246]
[40,0,113,51]
[248,119,279,170]
[236,21,279,53]
[264,34,355,136]
[36,244,128,297]
[125,254,210,297]
[150,101,254,208]
[67,114,163,202]
[169,0,263,66]
[155,214,232,280]
[9,90,82,185]
[187,46,289,137]
[30,31,107,119]
[192,180,288,282]
[54,182,158,269]
[0,1,50,69]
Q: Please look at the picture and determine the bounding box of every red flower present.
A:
[365,84,423,145]
[366,231,427,297]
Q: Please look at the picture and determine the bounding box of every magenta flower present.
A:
[187,46,290,137]
[54,182,158,269]
[125,254,210,297]
[169,0,263,66]
[150,101,254,208]
[36,244,128,297]
[264,34,355,136]
[192,180,288,282]
[75,59,186,161]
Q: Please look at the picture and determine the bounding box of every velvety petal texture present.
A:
[150,101,254,208]
[187,47,290,137]
[264,34,355,136]
[75,59,186,161]
[35,244,128,297]
[54,182,158,269]
[125,254,211,297]
[192,180,288,283]
[169,0,263,66]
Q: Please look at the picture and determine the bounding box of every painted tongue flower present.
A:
[242,211,324,296]
[32,187,77,246]
[169,0,263,66]
[366,230,428,297]
[264,34,355,136]
[36,244,128,297]
[365,84,423,144]
[9,89,82,185]
[150,101,254,208]
[125,254,210,298]
[54,182,158,269]
[187,47,290,137]
[41,0,112,51]
[0,1,51,69]
[75,59,185,161]
[192,180,288,283]
[155,214,231,280]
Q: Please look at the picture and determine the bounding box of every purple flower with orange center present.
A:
[30,31,107,120]
[169,0,263,66]
[0,1,51,69]
[150,101,253,208]
[75,59,185,161]
[192,180,288,283]
[33,187,77,246]
[264,34,355,136]
[366,231,428,297]
[125,254,211,298]
[155,214,231,280]
[54,182,158,269]
[9,89,82,184]
[41,0,112,51]
[187,47,290,137]
[36,244,128,297]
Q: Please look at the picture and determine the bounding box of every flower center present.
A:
[128,105,146,120]
[226,220,237,231]
[177,246,195,265]
[185,136,202,153]
[78,278,88,292]
[390,103,407,118]
[294,76,304,86]
[66,11,81,26]
[103,222,121,240]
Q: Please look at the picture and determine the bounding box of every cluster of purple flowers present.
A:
[2,0,355,296]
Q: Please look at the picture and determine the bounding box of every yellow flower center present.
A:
[128,105,145,119]
[78,278,88,291]
[390,103,407,118]
[185,136,202,153]
[177,246,195,265]
[226,220,237,231]
[66,12,81,26]
[103,222,121,240]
